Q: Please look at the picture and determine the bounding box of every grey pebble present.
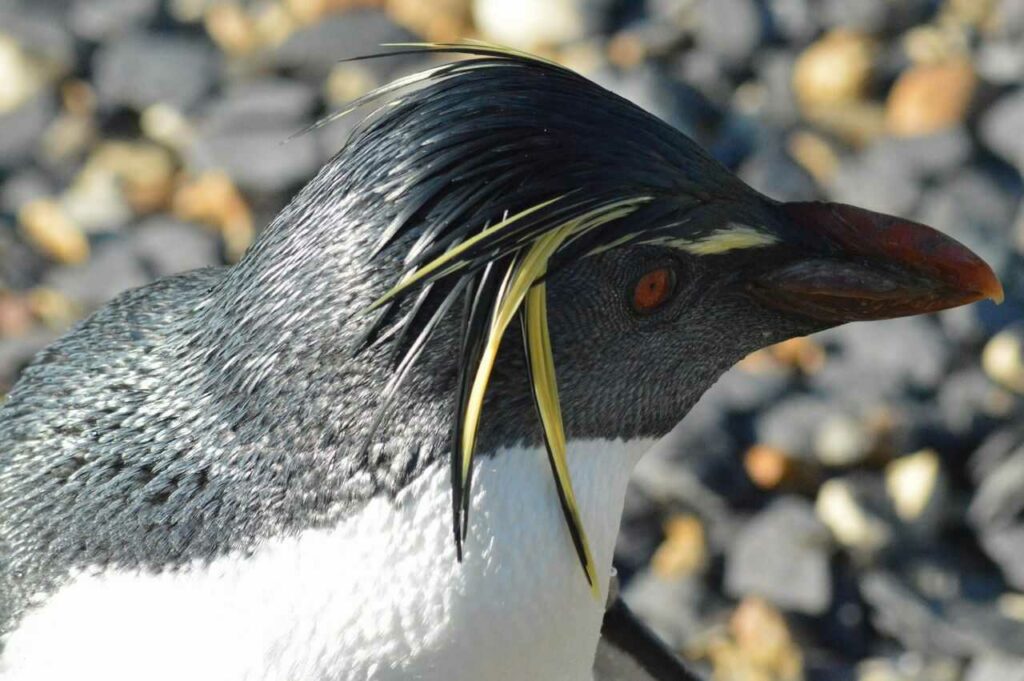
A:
[725,497,833,614]
[131,218,221,277]
[69,0,160,42]
[93,32,219,112]
[0,93,57,170]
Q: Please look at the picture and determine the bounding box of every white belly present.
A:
[0,438,652,681]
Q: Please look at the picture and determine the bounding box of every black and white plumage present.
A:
[0,45,1001,681]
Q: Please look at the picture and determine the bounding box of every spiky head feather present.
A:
[333,43,757,596]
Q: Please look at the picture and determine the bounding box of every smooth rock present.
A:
[970,448,1024,590]
[981,88,1024,170]
[725,498,833,615]
[0,93,56,170]
[811,318,949,402]
[69,0,160,41]
[695,0,763,67]
[93,32,218,111]
[272,10,416,82]
[203,77,318,127]
[131,218,221,276]
[44,238,149,308]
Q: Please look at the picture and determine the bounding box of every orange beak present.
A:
[749,201,1004,323]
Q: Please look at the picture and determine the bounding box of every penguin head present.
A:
[222,45,1001,586]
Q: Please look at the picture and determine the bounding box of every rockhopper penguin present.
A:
[0,45,1004,681]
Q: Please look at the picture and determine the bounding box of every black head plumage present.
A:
[326,43,758,595]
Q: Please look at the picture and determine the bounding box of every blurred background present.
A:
[1,0,1023,679]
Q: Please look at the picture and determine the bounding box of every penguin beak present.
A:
[748,201,1004,323]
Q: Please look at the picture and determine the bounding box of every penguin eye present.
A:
[632,266,678,314]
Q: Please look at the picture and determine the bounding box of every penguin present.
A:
[0,45,1003,681]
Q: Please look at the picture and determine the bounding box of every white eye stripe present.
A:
[647,223,779,256]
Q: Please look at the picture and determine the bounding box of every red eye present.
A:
[632,267,677,313]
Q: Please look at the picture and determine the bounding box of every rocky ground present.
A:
[1,0,1024,679]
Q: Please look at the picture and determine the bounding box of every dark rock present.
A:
[0,219,47,290]
[93,33,218,112]
[811,317,950,402]
[44,238,150,309]
[831,153,921,217]
[202,78,319,128]
[739,136,820,201]
[272,10,416,83]
[131,218,221,277]
[191,121,323,194]
[0,330,61,393]
[695,0,763,67]
[969,447,1024,590]
[932,369,1013,451]
[725,498,833,614]
[623,569,723,650]
[818,0,931,34]
[765,0,819,45]
[0,168,55,214]
[860,127,973,180]
[969,427,1024,486]
[0,93,57,170]
[69,0,160,42]
[861,571,1000,657]
[593,64,721,141]
[700,362,792,414]
[754,394,836,459]
[754,49,800,124]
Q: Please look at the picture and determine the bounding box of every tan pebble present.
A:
[983,325,1024,394]
[90,141,177,214]
[18,199,89,264]
[607,31,647,69]
[886,59,976,136]
[903,23,970,65]
[140,104,195,151]
[885,449,946,525]
[998,592,1024,621]
[771,336,826,374]
[60,80,96,117]
[27,287,81,329]
[730,597,803,680]
[40,114,96,164]
[205,2,260,56]
[173,171,254,261]
[253,2,300,48]
[945,0,997,27]
[802,101,888,147]
[816,478,891,554]
[0,36,46,112]
[744,444,792,490]
[787,131,840,186]
[651,514,706,578]
[387,0,472,42]
[324,63,378,106]
[793,30,874,110]
[0,293,35,338]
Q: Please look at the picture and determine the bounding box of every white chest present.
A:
[1,439,652,681]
